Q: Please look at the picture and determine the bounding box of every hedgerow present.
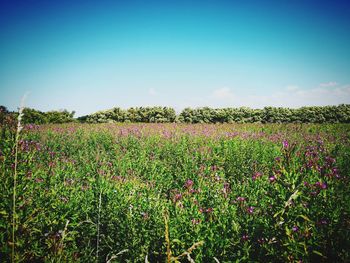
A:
[80,105,350,124]
[2,104,350,124]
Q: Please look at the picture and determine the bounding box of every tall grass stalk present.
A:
[12,102,24,262]
[163,209,171,263]
[57,220,70,261]
[96,190,102,263]
[164,209,204,262]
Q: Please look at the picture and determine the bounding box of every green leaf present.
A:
[172,239,183,244]
[273,209,284,218]
[313,250,324,257]
[298,215,311,222]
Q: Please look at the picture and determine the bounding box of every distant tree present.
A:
[22,108,75,124]
[0,105,9,124]
[46,110,75,123]
[22,108,48,124]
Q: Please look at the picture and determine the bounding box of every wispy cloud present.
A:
[182,84,350,109]
[319,81,338,87]
[212,87,235,100]
[285,85,300,91]
[148,88,157,96]
[252,84,350,108]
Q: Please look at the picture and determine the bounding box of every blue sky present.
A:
[1,0,350,116]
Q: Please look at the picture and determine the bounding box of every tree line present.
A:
[0,106,75,125]
[1,104,350,124]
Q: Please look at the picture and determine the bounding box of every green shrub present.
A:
[21,108,75,124]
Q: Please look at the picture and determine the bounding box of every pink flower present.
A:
[252,172,262,181]
[189,188,197,194]
[236,197,246,202]
[35,178,44,183]
[269,176,276,183]
[242,234,249,241]
[191,218,200,225]
[247,206,255,214]
[184,179,194,189]
[174,193,182,202]
[206,207,213,213]
[314,181,327,190]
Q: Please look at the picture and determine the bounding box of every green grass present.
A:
[1,123,349,262]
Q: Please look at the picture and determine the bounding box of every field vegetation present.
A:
[0,114,350,262]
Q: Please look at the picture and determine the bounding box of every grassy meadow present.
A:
[1,123,349,262]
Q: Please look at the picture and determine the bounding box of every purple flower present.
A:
[252,172,262,181]
[292,226,299,232]
[184,179,194,189]
[236,197,246,202]
[269,176,276,183]
[310,191,319,196]
[318,219,328,225]
[314,181,327,190]
[174,193,182,202]
[257,237,265,244]
[242,234,249,241]
[211,165,218,171]
[332,167,340,178]
[325,156,335,165]
[282,140,289,148]
[191,218,200,225]
[35,178,44,183]
[247,206,255,214]
[189,188,197,194]
[199,207,213,214]
[206,207,213,213]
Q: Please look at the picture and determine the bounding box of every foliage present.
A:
[0,106,17,136]
[21,108,75,124]
[3,104,350,124]
[0,123,349,262]
[178,104,350,124]
[79,104,350,124]
[79,106,176,123]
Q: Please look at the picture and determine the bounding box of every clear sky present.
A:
[1,0,350,116]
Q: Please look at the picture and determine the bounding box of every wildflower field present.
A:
[1,123,349,262]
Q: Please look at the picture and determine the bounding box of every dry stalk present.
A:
[57,220,70,261]
[96,190,102,263]
[12,98,25,263]
[171,241,204,262]
[163,209,172,263]
[164,209,204,263]
[106,249,129,263]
